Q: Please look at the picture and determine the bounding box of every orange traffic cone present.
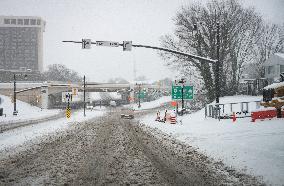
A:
[155,111,160,121]
[170,116,176,124]
[232,112,236,122]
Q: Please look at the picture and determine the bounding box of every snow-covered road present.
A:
[0,109,105,153]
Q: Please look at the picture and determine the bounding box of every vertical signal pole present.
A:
[83,75,86,117]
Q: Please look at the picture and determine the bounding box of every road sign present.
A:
[65,92,73,101]
[123,41,132,51]
[171,101,177,107]
[66,107,71,118]
[82,39,91,49]
[72,88,78,96]
[172,85,193,100]
[96,41,119,47]
[137,91,146,99]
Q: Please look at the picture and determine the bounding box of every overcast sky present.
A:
[0,0,283,82]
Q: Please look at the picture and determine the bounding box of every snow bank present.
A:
[141,95,284,185]
[0,94,60,123]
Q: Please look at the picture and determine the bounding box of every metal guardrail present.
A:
[205,100,262,119]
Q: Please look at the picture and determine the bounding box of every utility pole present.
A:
[215,22,221,120]
[83,75,86,117]
[13,74,17,116]
[216,21,220,104]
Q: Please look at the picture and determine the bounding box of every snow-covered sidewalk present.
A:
[141,96,284,185]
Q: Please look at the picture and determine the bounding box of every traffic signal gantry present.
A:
[62,39,219,105]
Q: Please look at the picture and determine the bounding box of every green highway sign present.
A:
[137,91,146,99]
[172,85,193,100]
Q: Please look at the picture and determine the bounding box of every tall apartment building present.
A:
[0,16,45,73]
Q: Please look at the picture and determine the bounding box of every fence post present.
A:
[256,101,260,109]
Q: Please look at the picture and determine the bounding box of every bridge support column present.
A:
[41,86,49,109]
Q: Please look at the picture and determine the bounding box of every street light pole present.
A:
[13,74,17,115]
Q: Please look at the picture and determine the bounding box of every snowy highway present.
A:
[0,108,263,185]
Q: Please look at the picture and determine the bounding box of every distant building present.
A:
[0,16,45,73]
[263,53,284,84]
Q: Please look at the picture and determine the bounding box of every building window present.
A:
[11,19,16,24]
[4,19,10,24]
[17,19,23,25]
[268,66,274,74]
[280,65,284,73]
[36,19,41,25]
[24,19,29,25]
[30,19,36,25]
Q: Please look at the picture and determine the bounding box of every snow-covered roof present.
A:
[275,53,284,59]
[264,82,284,90]
[263,53,284,66]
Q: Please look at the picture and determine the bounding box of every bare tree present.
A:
[250,23,284,78]
[43,64,82,82]
[160,0,269,101]
[107,77,129,84]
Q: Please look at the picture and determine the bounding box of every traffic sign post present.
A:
[65,93,72,118]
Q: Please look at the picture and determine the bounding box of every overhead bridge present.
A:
[0,81,170,109]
